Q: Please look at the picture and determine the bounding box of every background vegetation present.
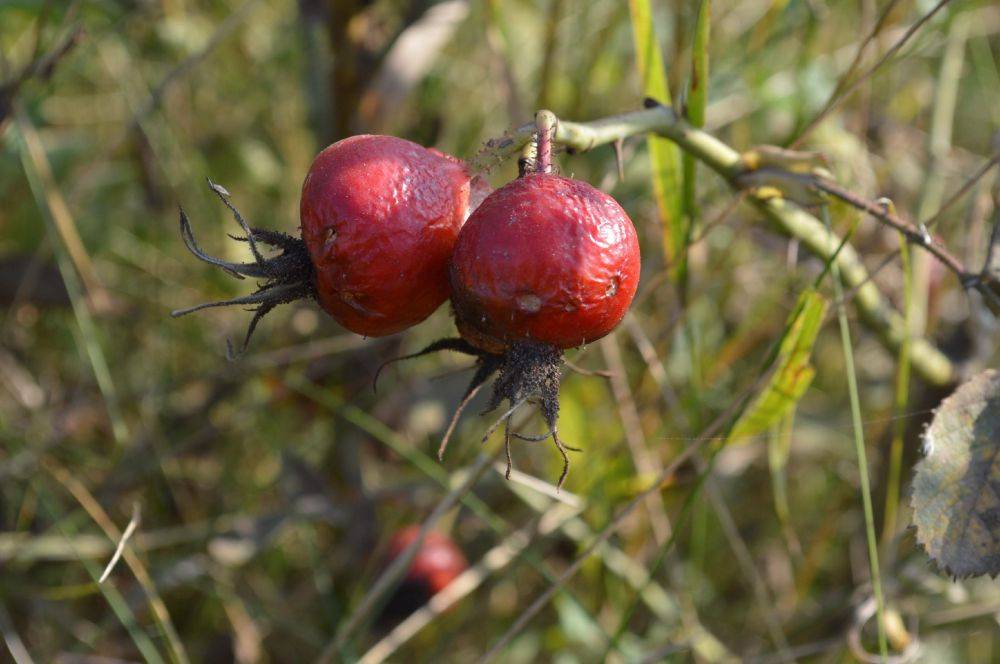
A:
[1,0,998,662]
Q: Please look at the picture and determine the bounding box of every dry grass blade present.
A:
[0,600,34,664]
[600,334,673,544]
[476,465,679,662]
[623,314,689,428]
[15,111,128,446]
[16,111,110,312]
[703,479,791,656]
[505,460,738,662]
[98,502,141,584]
[502,476,677,617]
[499,463,583,507]
[43,460,190,664]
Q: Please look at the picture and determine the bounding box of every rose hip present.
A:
[450,173,640,351]
[173,134,487,352]
[382,122,641,488]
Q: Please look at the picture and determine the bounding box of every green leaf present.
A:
[727,289,827,444]
[912,368,1000,578]
[628,0,683,270]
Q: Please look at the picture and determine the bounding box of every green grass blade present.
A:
[36,488,166,664]
[682,0,710,219]
[687,0,710,132]
[628,0,684,272]
[883,207,913,546]
[823,205,889,659]
[14,115,129,447]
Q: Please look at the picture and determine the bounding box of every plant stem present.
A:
[474,105,956,386]
[882,201,913,548]
[823,206,889,661]
[534,109,557,174]
[814,179,973,284]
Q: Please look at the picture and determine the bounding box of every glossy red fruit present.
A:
[301,134,483,337]
[174,135,487,353]
[386,526,467,595]
[450,173,640,350]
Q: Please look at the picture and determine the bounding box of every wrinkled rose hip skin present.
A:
[173,134,487,350]
[450,173,640,351]
[387,166,641,489]
[302,135,487,336]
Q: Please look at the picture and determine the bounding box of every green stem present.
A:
[823,206,889,660]
[883,202,913,548]
[534,109,557,174]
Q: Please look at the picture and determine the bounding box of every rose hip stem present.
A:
[534,110,557,175]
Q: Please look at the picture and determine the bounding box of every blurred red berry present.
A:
[386,525,468,595]
[378,526,468,625]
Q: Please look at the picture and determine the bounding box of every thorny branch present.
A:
[475,103,1000,385]
[813,179,990,290]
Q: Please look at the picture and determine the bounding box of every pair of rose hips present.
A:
[175,131,640,486]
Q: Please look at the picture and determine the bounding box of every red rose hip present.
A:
[385,525,468,595]
[450,173,640,350]
[378,526,468,624]
[301,135,482,336]
[375,115,642,489]
[173,134,487,351]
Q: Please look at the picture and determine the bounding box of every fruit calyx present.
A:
[376,334,578,489]
[171,180,316,358]
[483,341,579,488]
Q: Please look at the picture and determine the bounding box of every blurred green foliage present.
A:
[1,1,999,662]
